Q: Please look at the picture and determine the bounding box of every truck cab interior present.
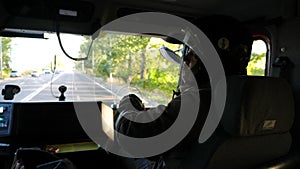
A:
[0,0,300,169]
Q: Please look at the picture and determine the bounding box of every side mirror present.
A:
[159,46,181,65]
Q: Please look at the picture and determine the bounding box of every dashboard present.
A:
[0,101,106,155]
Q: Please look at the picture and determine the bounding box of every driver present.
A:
[115,15,253,169]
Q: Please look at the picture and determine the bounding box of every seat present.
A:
[182,75,295,169]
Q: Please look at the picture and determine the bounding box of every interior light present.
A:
[59,9,78,17]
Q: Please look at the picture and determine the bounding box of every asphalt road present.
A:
[0,72,121,105]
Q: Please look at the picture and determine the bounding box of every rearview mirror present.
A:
[159,46,181,65]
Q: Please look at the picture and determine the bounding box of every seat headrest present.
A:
[221,76,294,136]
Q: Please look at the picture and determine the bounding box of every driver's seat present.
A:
[182,75,295,169]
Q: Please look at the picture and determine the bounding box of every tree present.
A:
[1,37,12,73]
[76,33,181,101]
[75,36,95,73]
[247,53,266,76]
[76,33,151,83]
[112,35,150,84]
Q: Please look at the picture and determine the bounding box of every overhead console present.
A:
[0,101,107,154]
[3,0,94,22]
[0,0,101,35]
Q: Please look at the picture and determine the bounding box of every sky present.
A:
[10,33,85,72]
[252,40,267,54]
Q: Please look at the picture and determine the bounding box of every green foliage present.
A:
[76,33,151,81]
[1,37,12,72]
[97,59,110,77]
[247,53,266,76]
[132,66,178,97]
[76,33,181,103]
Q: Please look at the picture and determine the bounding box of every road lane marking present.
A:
[21,74,63,102]
[80,74,118,96]
[78,73,124,103]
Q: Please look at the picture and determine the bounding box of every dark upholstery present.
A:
[182,76,294,169]
[222,76,294,136]
[206,133,292,169]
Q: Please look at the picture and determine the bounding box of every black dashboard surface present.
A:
[0,101,104,146]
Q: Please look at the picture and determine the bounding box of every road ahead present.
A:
[0,72,120,105]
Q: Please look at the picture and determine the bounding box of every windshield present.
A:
[0,32,181,106]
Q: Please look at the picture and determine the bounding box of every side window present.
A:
[247,39,268,76]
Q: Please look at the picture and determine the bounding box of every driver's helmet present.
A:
[193,15,253,76]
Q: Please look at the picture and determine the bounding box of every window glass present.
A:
[1,33,181,105]
[247,39,267,76]
[0,33,90,102]
[75,33,182,106]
